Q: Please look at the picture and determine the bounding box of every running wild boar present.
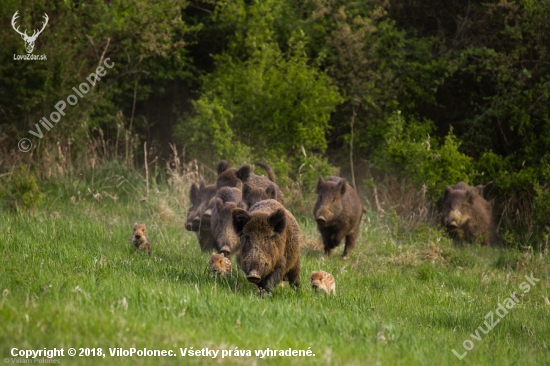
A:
[313,176,364,259]
[211,187,244,256]
[232,199,300,295]
[185,179,216,251]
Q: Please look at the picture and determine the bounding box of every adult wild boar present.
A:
[313,176,364,259]
[441,182,497,246]
[211,187,244,256]
[232,199,301,295]
[241,182,281,210]
[216,161,285,205]
[185,179,216,251]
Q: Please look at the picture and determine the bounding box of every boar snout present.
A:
[446,220,458,228]
[247,270,261,283]
[220,245,231,256]
[316,215,327,224]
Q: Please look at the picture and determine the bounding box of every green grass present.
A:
[1,175,549,365]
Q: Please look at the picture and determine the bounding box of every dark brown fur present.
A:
[232,199,301,295]
[185,179,217,251]
[211,187,244,256]
[313,176,364,259]
[452,182,484,196]
[441,183,497,246]
[216,160,242,189]
[130,223,151,254]
[216,161,285,205]
[241,182,282,210]
[253,161,276,182]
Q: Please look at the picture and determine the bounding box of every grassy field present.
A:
[1,169,549,365]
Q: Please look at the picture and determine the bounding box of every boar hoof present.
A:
[342,255,349,260]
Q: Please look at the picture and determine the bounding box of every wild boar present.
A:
[209,252,232,277]
[215,160,242,189]
[310,271,335,295]
[313,176,364,259]
[441,182,497,246]
[232,199,301,295]
[241,182,281,210]
[184,179,216,251]
[216,161,285,205]
[130,223,151,255]
[211,187,244,256]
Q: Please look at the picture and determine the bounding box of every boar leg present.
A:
[330,230,345,248]
[262,267,284,293]
[320,227,345,256]
[285,264,300,290]
[342,231,357,259]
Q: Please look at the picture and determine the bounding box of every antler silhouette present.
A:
[30,13,49,41]
[11,11,48,53]
[11,11,28,38]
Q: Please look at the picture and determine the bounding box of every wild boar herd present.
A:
[183,161,364,295]
[135,160,498,296]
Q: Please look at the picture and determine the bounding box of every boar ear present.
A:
[316,176,325,194]
[443,186,452,200]
[338,178,347,195]
[216,197,224,211]
[236,165,251,182]
[232,209,250,236]
[266,184,277,200]
[268,208,286,234]
[465,189,475,203]
[242,182,251,198]
[190,183,199,202]
[200,178,206,189]
[217,160,230,175]
[475,185,484,196]
[237,201,248,210]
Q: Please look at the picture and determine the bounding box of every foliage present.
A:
[371,111,472,200]
[176,0,343,189]
[0,0,192,150]
[1,164,44,211]
[1,0,550,246]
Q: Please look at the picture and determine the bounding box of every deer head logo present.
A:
[11,11,49,54]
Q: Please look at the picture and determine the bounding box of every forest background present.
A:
[1,0,549,249]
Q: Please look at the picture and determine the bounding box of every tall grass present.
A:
[1,155,549,365]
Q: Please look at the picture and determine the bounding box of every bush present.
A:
[1,164,44,211]
[371,111,473,201]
